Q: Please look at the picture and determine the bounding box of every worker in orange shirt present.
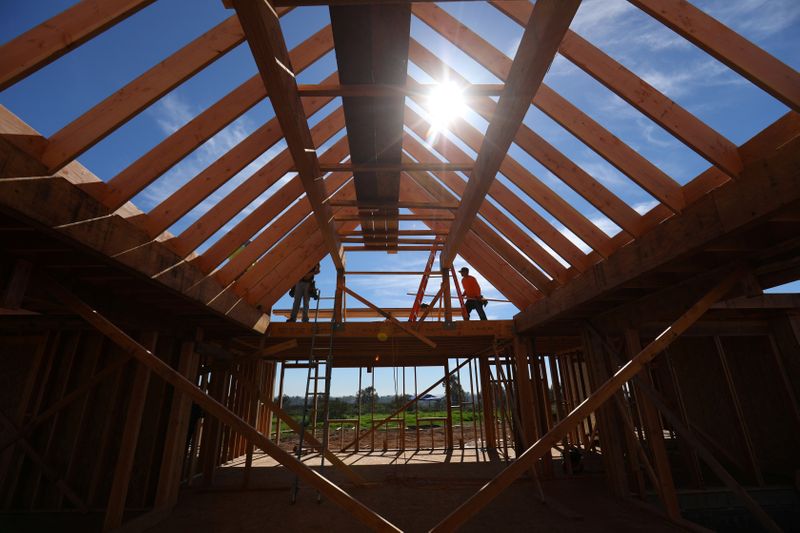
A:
[458,267,487,320]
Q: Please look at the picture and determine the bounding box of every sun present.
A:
[426,81,466,137]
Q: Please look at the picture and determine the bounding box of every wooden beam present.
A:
[0,0,156,91]
[629,0,800,113]
[403,69,612,259]
[318,162,472,172]
[297,82,504,97]
[440,0,582,267]
[101,24,333,211]
[328,200,459,210]
[341,230,446,237]
[490,0,744,178]
[1,258,32,309]
[623,330,680,520]
[343,286,437,348]
[406,170,554,293]
[430,267,745,532]
[404,133,571,284]
[0,411,88,512]
[514,121,800,333]
[0,176,269,332]
[143,105,345,239]
[334,214,453,222]
[154,339,199,511]
[342,238,441,245]
[233,0,344,269]
[44,275,401,532]
[189,143,351,272]
[40,16,251,172]
[230,186,356,300]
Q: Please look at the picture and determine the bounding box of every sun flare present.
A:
[426,81,466,137]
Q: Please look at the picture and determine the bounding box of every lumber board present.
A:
[490,0,744,178]
[0,0,157,91]
[233,0,344,269]
[41,16,249,172]
[514,121,800,333]
[101,24,333,210]
[440,0,582,267]
[0,176,269,332]
[629,0,800,113]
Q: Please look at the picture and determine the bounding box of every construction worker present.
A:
[288,263,320,322]
[459,267,487,320]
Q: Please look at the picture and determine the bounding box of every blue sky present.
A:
[2,0,798,395]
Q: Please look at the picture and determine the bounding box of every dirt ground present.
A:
[277,423,498,455]
[142,451,684,533]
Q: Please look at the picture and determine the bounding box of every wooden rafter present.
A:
[629,0,800,112]
[189,139,350,272]
[141,104,345,239]
[213,174,354,288]
[40,16,251,173]
[405,168,553,293]
[100,24,334,211]
[399,177,541,307]
[515,121,800,332]
[232,0,344,269]
[489,1,744,178]
[410,9,647,235]
[440,0,582,267]
[404,103,613,259]
[235,195,358,306]
[0,0,157,91]
[402,141,565,286]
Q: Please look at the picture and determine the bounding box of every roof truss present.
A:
[2,0,798,322]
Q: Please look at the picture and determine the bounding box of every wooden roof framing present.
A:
[1,0,799,332]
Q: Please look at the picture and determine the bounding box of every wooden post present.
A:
[444,360,453,449]
[103,331,157,531]
[581,328,629,498]
[624,329,681,520]
[713,336,764,486]
[511,335,537,448]
[200,362,227,486]
[333,268,345,326]
[154,337,200,510]
[479,355,496,450]
[442,267,453,324]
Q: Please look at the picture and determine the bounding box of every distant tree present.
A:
[326,397,351,419]
[357,386,377,408]
[448,375,466,405]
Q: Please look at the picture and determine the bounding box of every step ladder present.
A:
[290,289,336,504]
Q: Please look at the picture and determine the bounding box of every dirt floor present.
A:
[144,451,684,533]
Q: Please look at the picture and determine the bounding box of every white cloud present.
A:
[150,93,195,135]
[698,0,800,40]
